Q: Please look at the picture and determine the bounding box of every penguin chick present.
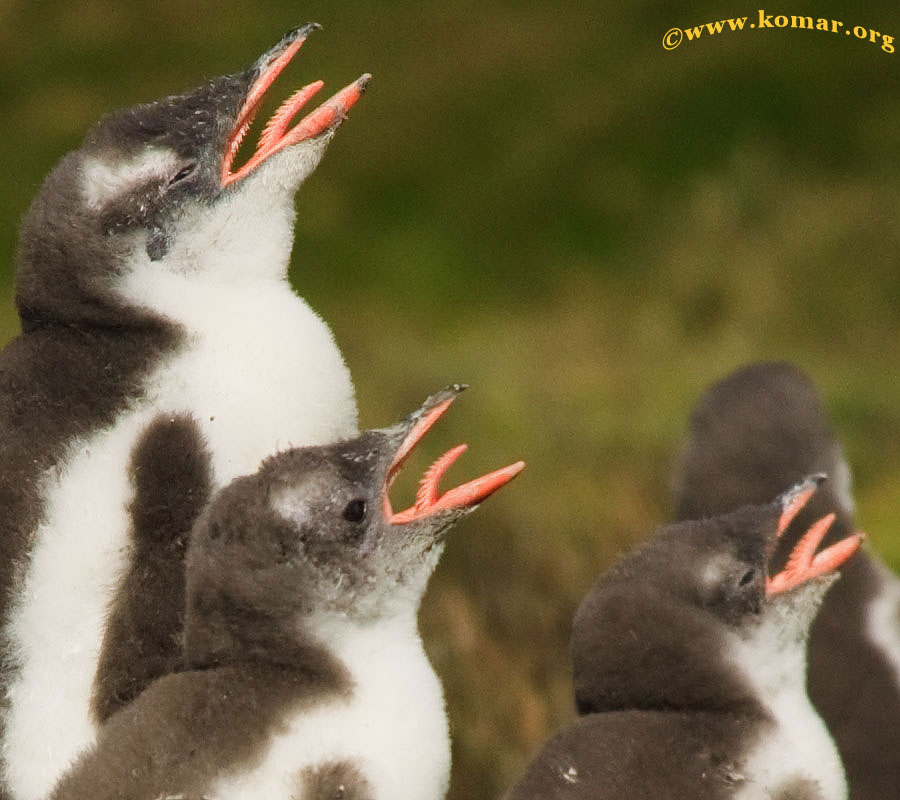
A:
[48,386,525,800]
[671,362,900,800]
[1,26,367,800]
[506,477,862,800]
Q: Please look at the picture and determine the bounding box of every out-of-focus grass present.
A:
[1,1,899,797]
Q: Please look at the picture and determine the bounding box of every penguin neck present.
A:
[112,190,301,330]
[15,254,178,336]
[183,590,425,677]
[308,608,424,659]
[725,584,847,799]
[304,608,434,703]
[183,592,329,672]
[724,586,826,717]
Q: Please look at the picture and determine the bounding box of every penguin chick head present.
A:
[16,25,369,327]
[571,476,862,715]
[184,385,524,666]
[673,362,855,524]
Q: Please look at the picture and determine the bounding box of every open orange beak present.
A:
[221,25,370,186]
[383,386,526,525]
[767,475,864,597]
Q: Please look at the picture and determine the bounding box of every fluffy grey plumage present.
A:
[671,361,900,800]
[506,479,854,800]
[1,26,365,799]
[49,388,523,800]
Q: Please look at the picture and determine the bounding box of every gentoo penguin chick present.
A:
[672,362,900,800]
[1,26,367,800]
[505,477,862,800]
[49,386,525,800]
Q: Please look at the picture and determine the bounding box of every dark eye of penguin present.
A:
[342,498,367,523]
[738,568,756,587]
[168,162,197,186]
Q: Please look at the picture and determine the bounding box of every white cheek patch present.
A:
[699,553,735,593]
[270,480,321,528]
[80,148,178,211]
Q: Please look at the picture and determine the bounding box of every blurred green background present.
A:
[1,1,899,796]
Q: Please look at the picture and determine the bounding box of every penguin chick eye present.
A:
[342,499,367,523]
[168,162,197,186]
[738,569,757,587]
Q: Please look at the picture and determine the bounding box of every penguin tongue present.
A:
[383,388,525,525]
[221,28,370,186]
[766,475,864,597]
